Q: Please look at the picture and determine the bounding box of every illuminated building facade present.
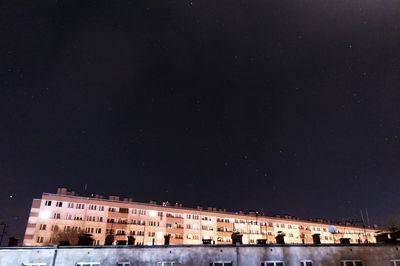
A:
[23,188,377,246]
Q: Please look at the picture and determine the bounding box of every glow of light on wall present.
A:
[156,232,163,238]
[149,210,157,217]
[39,211,50,219]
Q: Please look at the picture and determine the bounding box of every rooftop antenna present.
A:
[360,209,368,242]
[365,208,370,227]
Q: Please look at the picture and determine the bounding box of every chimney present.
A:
[149,200,157,205]
[197,205,203,211]
[57,188,67,195]
[212,207,217,212]
[94,194,103,199]
[174,202,182,208]
[109,195,119,201]
[208,206,213,211]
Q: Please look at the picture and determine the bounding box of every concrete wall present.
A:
[1,244,399,266]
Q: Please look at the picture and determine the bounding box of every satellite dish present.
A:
[329,225,338,234]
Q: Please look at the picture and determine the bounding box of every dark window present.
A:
[119,208,129,213]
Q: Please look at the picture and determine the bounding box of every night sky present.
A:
[1,1,400,243]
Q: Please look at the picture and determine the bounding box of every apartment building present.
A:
[23,188,377,246]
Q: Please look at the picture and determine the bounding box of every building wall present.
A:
[1,244,399,266]
[23,191,377,247]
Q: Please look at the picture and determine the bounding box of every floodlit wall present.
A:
[23,192,377,247]
[1,244,399,266]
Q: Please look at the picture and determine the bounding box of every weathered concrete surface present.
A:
[0,244,399,266]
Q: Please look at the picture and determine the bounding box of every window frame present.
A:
[209,262,233,266]
[391,261,400,266]
[261,261,285,266]
[116,263,130,266]
[156,262,181,266]
[300,260,313,266]
[340,260,364,266]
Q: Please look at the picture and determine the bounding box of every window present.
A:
[209,262,232,266]
[56,201,63,207]
[98,217,103,222]
[45,200,52,206]
[96,228,102,234]
[99,206,104,211]
[89,205,97,210]
[76,263,100,266]
[37,236,44,243]
[51,225,59,231]
[23,264,46,266]
[193,224,199,230]
[39,224,46,230]
[117,263,130,266]
[74,214,84,220]
[53,213,61,219]
[340,261,363,266]
[119,208,129,213]
[391,261,400,266]
[261,262,284,266]
[300,261,313,266]
[68,202,74,208]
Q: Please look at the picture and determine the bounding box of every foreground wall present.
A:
[1,244,399,266]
